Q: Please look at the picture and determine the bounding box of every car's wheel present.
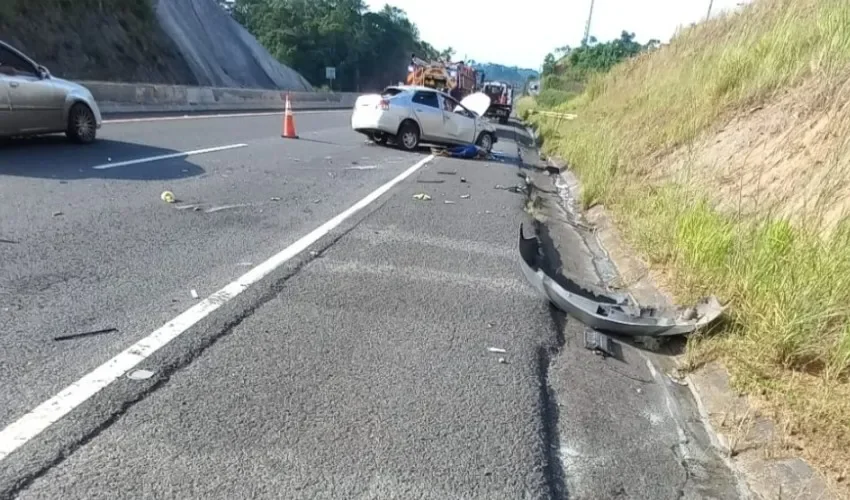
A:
[371,132,388,145]
[66,103,97,144]
[476,132,494,153]
[397,121,420,151]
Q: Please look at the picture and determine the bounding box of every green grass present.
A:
[515,96,537,122]
[529,0,850,481]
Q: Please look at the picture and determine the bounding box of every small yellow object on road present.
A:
[413,193,431,201]
[161,191,175,203]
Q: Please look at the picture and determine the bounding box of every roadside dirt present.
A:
[655,77,850,234]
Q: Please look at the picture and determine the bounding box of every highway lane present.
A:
[0,109,423,431]
[10,143,558,499]
[1,113,742,499]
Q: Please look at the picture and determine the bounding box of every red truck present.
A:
[481,81,512,124]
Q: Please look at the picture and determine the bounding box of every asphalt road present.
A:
[0,110,741,499]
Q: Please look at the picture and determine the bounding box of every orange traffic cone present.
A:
[281,93,298,139]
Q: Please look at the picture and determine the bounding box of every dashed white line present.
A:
[0,154,436,462]
[91,143,247,170]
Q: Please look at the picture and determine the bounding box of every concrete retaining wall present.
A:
[80,81,360,116]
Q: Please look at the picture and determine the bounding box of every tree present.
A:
[234,0,437,91]
[542,53,556,76]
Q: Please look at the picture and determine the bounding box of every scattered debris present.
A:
[584,329,615,358]
[205,203,252,213]
[161,191,176,203]
[54,327,118,342]
[519,224,725,336]
[460,177,467,183]
[237,262,253,267]
[488,347,507,354]
[346,165,378,170]
[437,171,457,175]
[417,179,445,184]
[270,197,281,202]
[460,194,471,199]
[128,369,155,380]
[498,357,507,364]
[309,250,320,257]
[190,289,199,299]
[444,200,456,204]
[495,184,526,194]
[52,211,63,217]
[413,193,432,201]
[313,199,321,204]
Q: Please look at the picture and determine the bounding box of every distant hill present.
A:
[469,62,538,86]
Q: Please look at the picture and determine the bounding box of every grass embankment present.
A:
[531,0,850,482]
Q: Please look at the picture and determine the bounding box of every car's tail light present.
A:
[379,99,390,110]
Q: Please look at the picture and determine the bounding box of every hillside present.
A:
[470,62,538,86]
[0,0,311,90]
[527,0,850,490]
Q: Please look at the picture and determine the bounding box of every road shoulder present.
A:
[534,150,835,498]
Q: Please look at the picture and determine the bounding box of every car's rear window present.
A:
[381,88,404,98]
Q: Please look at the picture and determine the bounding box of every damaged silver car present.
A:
[518,225,724,337]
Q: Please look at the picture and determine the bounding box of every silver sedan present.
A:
[0,40,102,143]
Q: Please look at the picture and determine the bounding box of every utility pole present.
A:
[582,0,595,45]
[706,0,714,20]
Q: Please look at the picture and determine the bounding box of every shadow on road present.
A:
[0,136,205,181]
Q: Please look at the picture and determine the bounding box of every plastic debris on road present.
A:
[413,193,432,201]
[54,328,118,342]
[190,289,199,299]
[161,191,176,203]
[488,347,507,354]
[128,369,155,380]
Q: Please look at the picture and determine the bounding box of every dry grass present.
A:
[530,0,850,485]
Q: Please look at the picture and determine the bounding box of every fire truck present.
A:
[481,81,512,124]
[406,56,478,101]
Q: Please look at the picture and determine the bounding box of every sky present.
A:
[364,0,750,70]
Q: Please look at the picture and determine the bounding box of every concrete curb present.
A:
[79,81,360,116]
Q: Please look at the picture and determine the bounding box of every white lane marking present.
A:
[91,144,247,170]
[0,154,436,462]
[105,109,348,124]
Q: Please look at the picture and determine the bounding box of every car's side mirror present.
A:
[37,65,50,79]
